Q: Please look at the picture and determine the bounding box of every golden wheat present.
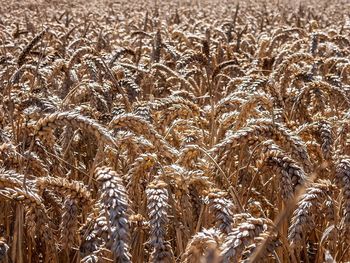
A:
[0,0,349,262]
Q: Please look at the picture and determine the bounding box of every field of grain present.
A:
[0,0,350,262]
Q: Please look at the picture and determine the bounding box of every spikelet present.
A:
[0,187,56,260]
[207,190,235,234]
[151,96,202,118]
[335,159,350,224]
[0,169,27,189]
[220,216,270,262]
[211,119,311,173]
[288,180,335,248]
[60,198,79,250]
[68,47,97,69]
[272,53,314,82]
[182,228,223,263]
[17,28,48,66]
[152,63,194,92]
[241,232,280,262]
[234,93,273,130]
[37,176,91,207]
[146,180,174,263]
[34,111,117,148]
[258,141,307,200]
[94,166,131,262]
[125,153,157,187]
[109,47,136,67]
[125,153,157,210]
[318,120,334,161]
[109,114,178,159]
[176,145,202,168]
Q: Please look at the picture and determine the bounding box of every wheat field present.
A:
[0,0,350,262]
